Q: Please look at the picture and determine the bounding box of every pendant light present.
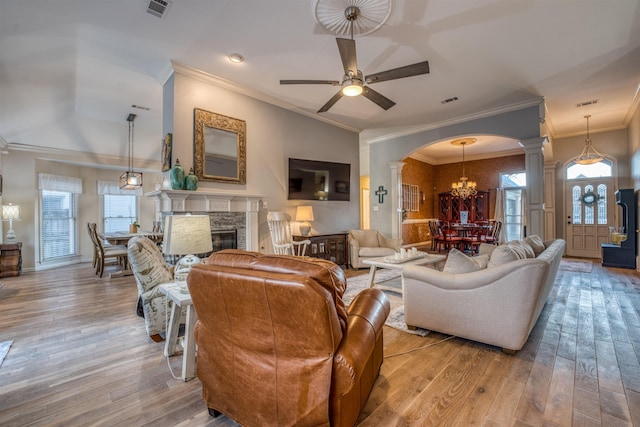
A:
[574,115,605,165]
[451,138,477,200]
[120,113,143,190]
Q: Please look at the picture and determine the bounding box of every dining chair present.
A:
[428,220,445,252]
[267,211,309,256]
[462,224,488,254]
[89,223,129,277]
[485,221,502,245]
[438,222,463,252]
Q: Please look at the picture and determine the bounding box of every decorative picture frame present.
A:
[161,133,172,172]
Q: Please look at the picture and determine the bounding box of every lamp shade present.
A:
[163,215,213,256]
[2,204,20,221]
[295,206,314,222]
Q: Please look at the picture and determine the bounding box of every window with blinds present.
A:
[104,194,137,233]
[40,190,78,261]
[38,173,83,264]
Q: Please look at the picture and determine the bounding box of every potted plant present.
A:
[130,221,140,234]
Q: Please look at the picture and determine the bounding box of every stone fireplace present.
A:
[146,189,262,251]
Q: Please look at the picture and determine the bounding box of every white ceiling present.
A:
[1,0,639,163]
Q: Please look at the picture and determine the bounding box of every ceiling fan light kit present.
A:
[282,1,429,113]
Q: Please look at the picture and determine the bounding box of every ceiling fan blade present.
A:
[365,61,430,84]
[336,38,358,75]
[318,90,344,113]
[362,86,396,110]
[280,80,340,85]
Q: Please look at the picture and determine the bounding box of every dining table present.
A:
[99,231,163,246]
[98,231,164,278]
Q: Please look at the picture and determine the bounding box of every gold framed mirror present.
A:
[194,108,246,184]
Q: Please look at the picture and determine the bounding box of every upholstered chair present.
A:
[189,250,391,427]
[127,236,182,341]
[348,229,402,269]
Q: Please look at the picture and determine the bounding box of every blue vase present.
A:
[170,159,185,190]
[185,168,198,191]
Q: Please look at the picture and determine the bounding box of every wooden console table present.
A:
[0,242,22,277]
[294,233,349,268]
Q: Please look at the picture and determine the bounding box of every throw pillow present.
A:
[515,240,536,258]
[524,235,545,256]
[478,243,497,257]
[506,241,527,259]
[488,245,520,268]
[443,249,488,273]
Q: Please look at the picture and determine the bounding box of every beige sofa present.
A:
[402,238,566,352]
[349,229,402,269]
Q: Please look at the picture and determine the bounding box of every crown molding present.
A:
[363,97,545,145]
[7,143,161,172]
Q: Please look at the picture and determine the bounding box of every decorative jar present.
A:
[185,167,198,191]
[170,158,185,190]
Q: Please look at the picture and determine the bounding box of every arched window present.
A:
[566,158,613,179]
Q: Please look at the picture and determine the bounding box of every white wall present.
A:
[166,68,360,252]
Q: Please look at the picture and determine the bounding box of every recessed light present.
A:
[228,53,244,64]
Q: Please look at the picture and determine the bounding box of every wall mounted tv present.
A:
[288,158,351,201]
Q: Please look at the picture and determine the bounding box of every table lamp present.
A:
[295,206,314,236]
[2,203,20,244]
[163,214,213,283]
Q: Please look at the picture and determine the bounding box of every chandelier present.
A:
[120,113,143,190]
[574,114,605,165]
[451,138,477,200]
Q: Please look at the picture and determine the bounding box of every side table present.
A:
[0,242,22,277]
[158,282,197,381]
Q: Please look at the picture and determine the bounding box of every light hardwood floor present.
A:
[1,260,639,426]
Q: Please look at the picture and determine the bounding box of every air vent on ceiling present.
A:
[147,0,171,18]
[576,99,598,108]
[441,96,459,104]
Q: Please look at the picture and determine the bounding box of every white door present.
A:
[565,180,614,258]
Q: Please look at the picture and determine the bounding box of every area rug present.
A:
[559,258,593,273]
[345,270,430,337]
[0,340,13,367]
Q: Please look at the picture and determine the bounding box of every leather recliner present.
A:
[188,249,390,427]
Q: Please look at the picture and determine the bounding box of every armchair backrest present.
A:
[127,236,173,295]
[189,250,347,426]
[349,229,381,247]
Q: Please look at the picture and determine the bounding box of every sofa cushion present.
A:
[359,247,396,257]
[443,249,489,273]
[488,245,520,268]
[524,235,546,256]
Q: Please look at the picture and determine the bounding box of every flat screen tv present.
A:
[288,158,350,201]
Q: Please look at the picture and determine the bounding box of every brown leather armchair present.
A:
[188,250,390,427]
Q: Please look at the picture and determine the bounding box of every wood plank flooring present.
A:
[0,260,639,426]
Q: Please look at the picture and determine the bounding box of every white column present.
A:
[520,137,547,238]
[389,161,405,240]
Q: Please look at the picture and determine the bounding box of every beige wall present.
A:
[1,149,160,271]
[167,68,360,252]
[1,68,360,271]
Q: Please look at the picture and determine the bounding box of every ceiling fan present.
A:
[280,5,430,113]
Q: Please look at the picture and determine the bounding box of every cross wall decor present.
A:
[375,186,387,203]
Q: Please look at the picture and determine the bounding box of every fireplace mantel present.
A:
[145,189,263,251]
[145,189,262,213]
